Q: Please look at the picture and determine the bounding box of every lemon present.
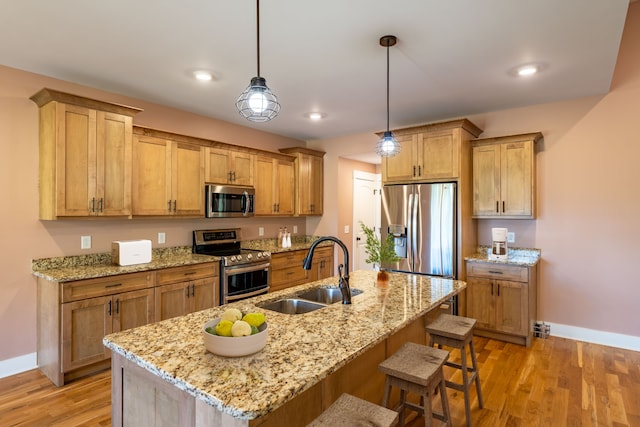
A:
[215,319,234,337]
[242,312,266,328]
[221,308,243,322]
[231,320,252,337]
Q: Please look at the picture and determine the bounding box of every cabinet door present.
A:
[420,129,459,179]
[96,111,132,216]
[56,104,97,217]
[299,154,323,215]
[254,156,277,215]
[155,282,190,321]
[495,280,527,336]
[205,147,231,184]
[381,134,416,183]
[501,141,533,217]
[276,159,295,215]
[472,144,501,217]
[466,277,494,330]
[231,151,254,186]
[62,296,112,371]
[173,142,204,216]
[189,277,217,313]
[113,289,154,333]
[132,135,172,215]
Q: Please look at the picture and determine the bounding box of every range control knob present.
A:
[247,253,253,260]
[230,256,237,262]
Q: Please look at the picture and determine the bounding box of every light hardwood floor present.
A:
[0,336,638,426]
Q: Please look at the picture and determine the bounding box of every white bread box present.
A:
[111,240,152,266]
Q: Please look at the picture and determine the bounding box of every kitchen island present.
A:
[103,270,466,426]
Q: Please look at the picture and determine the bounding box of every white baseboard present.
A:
[546,322,640,352]
[0,352,37,379]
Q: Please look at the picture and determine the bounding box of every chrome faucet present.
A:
[302,236,351,304]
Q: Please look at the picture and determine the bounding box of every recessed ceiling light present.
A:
[193,70,213,81]
[509,63,546,77]
[517,65,538,76]
[305,112,326,121]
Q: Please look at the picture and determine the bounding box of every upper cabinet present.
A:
[205,147,254,186]
[472,133,542,219]
[254,154,295,216]
[279,147,325,216]
[132,128,205,217]
[30,88,142,219]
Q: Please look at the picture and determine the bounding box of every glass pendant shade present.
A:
[376,130,401,156]
[236,76,280,122]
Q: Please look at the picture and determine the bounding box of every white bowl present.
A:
[202,318,268,357]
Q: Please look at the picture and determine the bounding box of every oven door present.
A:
[222,262,270,304]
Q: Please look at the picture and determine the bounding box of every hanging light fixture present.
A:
[236,0,280,122]
[376,35,400,157]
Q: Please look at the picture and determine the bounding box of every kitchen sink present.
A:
[296,286,364,304]
[257,298,327,315]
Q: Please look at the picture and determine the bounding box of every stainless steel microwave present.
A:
[205,184,254,218]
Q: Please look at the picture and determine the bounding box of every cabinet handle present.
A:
[99,198,104,213]
[184,271,197,276]
[496,201,499,213]
[490,283,494,296]
[502,201,505,213]
[105,283,123,288]
[191,284,195,297]
[488,270,503,275]
[108,300,112,316]
[173,200,177,212]
[185,286,190,298]
[90,197,96,213]
[413,166,416,177]
[115,299,120,314]
[167,200,172,212]
[497,284,500,296]
[418,165,422,176]
[232,171,236,182]
[276,203,279,213]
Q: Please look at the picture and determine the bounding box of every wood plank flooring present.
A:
[0,336,638,426]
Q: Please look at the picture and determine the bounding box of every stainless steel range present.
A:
[193,228,270,304]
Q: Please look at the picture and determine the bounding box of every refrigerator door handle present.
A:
[410,191,419,272]
[407,192,414,269]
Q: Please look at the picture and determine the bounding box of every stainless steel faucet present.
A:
[302,236,351,304]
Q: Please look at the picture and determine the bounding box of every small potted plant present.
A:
[359,222,400,286]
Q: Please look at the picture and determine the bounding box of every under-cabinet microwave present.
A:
[205,184,254,218]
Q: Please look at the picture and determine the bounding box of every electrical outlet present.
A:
[81,235,91,249]
[344,225,350,234]
[507,232,515,243]
[258,227,264,236]
[293,225,298,234]
[158,232,166,244]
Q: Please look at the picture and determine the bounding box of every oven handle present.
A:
[224,262,270,275]
[226,286,270,302]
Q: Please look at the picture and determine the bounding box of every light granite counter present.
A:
[241,235,332,254]
[103,270,465,422]
[465,246,541,267]
[32,246,218,282]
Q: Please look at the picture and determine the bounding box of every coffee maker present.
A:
[489,227,508,261]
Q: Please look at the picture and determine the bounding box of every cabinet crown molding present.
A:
[376,118,483,138]
[472,132,543,146]
[30,88,143,117]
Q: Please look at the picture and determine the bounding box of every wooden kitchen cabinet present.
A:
[279,147,325,215]
[381,119,483,184]
[154,263,219,321]
[205,147,254,186]
[270,246,334,293]
[465,261,537,347]
[132,131,205,217]
[37,271,154,386]
[31,88,141,219]
[254,154,295,216]
[472,133,542,219]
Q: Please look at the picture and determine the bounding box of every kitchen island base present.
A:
[111,312,438,427]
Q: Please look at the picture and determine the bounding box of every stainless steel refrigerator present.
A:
[381,182,457,279]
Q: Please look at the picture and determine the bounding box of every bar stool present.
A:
[378,342,451,427]
[307,393,399,427]
[425,314,483,427]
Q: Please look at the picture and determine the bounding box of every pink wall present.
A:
[0,66,307,362]
[313,3,640,340]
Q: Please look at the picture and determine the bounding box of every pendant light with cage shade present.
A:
[236,0,280,122]
[376,35,400,157]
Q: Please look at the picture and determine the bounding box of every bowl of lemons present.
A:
[202,308,268,357]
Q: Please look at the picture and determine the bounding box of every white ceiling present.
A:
[0,1,631,154]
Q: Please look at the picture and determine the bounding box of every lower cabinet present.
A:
[270,246,334,293]
[155,264,219,321]
[465,261,537,347]
[37,262,219,386]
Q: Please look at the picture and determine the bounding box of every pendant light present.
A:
[376,35,400,157]
[236,0,280,122]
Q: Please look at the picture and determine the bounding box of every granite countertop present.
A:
[241,235,333,254]
[465,246,541,267]
[103,270,466,420]
[32,246,219,282]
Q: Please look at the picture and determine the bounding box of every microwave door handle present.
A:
[243,190,251,216]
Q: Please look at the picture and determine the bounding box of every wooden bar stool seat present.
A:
[379,342,451,427]
[307,393,399,427]
[425,314,483,427]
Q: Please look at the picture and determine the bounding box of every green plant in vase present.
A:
[359,222,400,286]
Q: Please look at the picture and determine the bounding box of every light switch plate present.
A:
[507,232,515,243]
[158,232,166,244]
[81,235,91,249]
[258,227,264,236]
[293,225,298,234]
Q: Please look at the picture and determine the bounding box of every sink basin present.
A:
[257,298,326,315]
[297,286,364,304]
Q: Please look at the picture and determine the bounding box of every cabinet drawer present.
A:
[155,263,218,286]
[62,271,152,303]
[271,265,308,285]
[467,262,528,282]
[270,251,306,269]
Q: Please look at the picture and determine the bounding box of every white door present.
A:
[352,171,381,271]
